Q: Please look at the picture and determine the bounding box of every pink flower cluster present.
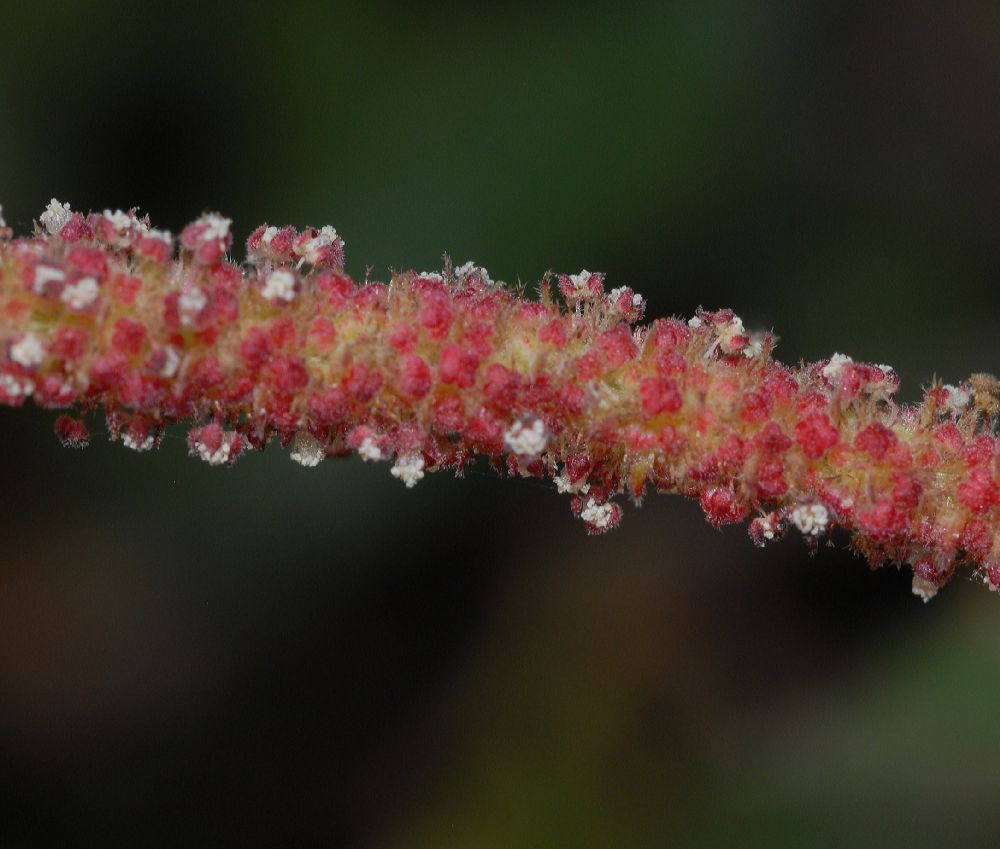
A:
[2,200,999,600]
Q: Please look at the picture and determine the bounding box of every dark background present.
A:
[2,2,1000,846]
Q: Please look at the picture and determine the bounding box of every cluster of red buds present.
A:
[2,199,999,601]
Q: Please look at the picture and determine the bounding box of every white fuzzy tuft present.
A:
[290,432,325,467]
[454,261,493,285]
[790,503,829,537]
[61,277,100,310]
[10,333,45,368]
[33,264,66,294]
[553,473,589,495]
[40,199,72,235]
[158,346,181,378]
[123,433,156,452]
[391,453,425,488]
[295,226,341,264]
[358,436,383,462]
[567,270,595,298]
[942,384,971,416]
[199,213,231,241]
[194,437,233,466]
[261,269,297,303]
[758,514,778,540]
[0,373,34,399]
[179,287,208,326]
[504,418,548,457]
[580,498,614,529]
[911,575,938,603]
[822,353,853,384]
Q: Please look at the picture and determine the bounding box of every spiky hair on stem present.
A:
[2,199,999,601]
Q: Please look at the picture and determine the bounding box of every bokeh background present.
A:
[2,2,1000,846]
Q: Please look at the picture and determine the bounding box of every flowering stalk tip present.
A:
[3,200,999,601]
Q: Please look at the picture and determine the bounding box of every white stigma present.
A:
[758,514,778,540]
[61,277,100,310]
[911,575,938,603]
[391,453,425,488]
[123,433,156,452]
[158,346,181,378]
[179,287,208,326]
[715,314,748,355]
[10,333,45,368]
[568,270,594,297]
[40,198,72,235]
[199,213,231,241]
[580,498,614,529]
[454,261,493,285]
[261,269,297,303]
[33,264,66,294]
[504,418,548,457]
[942,384,971,416]
[195,437,233,466]
[358,436,383,462]
[102,209,145,246]
[145,227,172,246]
[290,432,325,467]
[822,353,853,384]
[0,373,34,399]
[554,469,590,495]
[790,503,829,537]
[741,330,766,359]
[295,226,341,264]
[607,286,645,315]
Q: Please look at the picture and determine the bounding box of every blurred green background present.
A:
[2,2,1000,846]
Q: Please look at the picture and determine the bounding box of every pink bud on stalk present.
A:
[3,199,1000,601]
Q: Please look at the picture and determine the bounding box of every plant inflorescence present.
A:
[2,200,998,601]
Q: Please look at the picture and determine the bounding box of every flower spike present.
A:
[3,200,1000,600]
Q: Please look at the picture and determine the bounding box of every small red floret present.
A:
[957,467,1000,515]
[111,318,148,357]
[700,485,748,526]
[639,376,682,417]
[794,412,839,459]
[400,355,432,400]
[54,415,90,448]
[854,423,898,462]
